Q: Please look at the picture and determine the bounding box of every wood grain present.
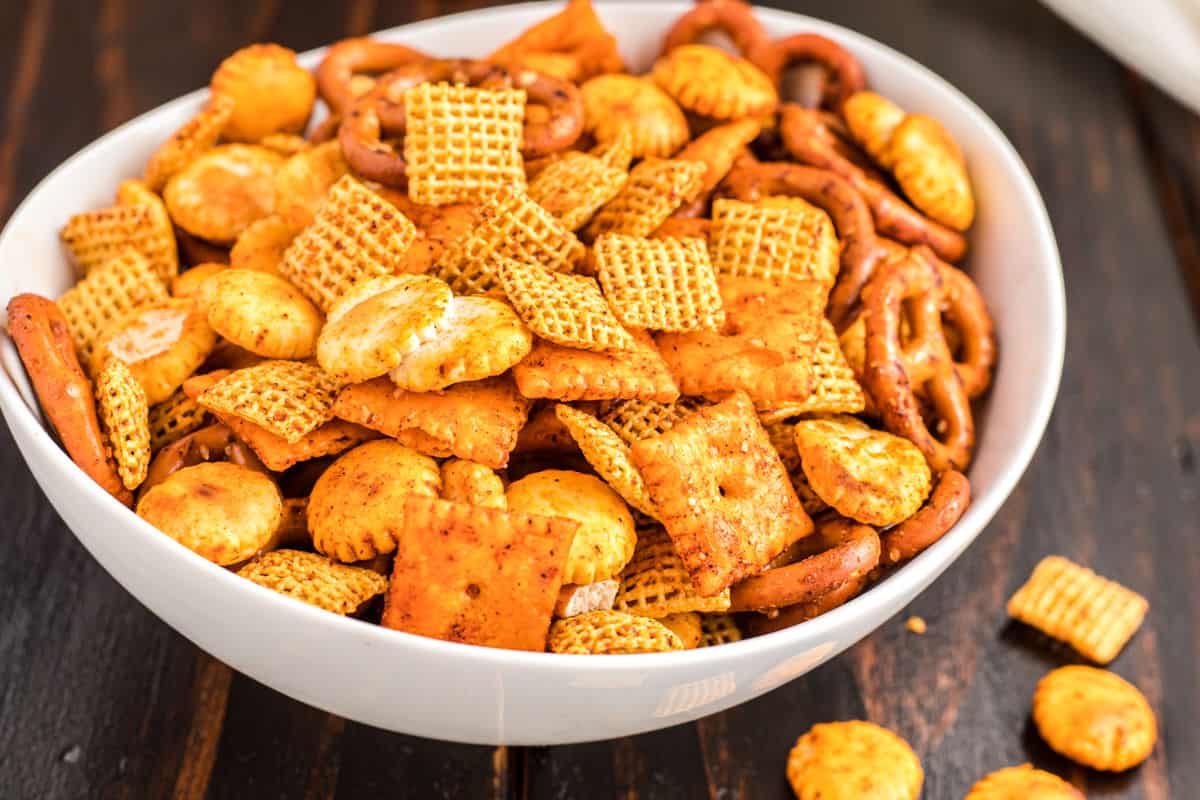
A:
[0,0,1196,798]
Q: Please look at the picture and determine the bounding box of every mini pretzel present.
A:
[729,517,880,612]
[315,37,431,115]
[879,470,969,566]
[742,573,868,635]
[140,422,267,497]
[780,104,968,262]
[751,34,865,110]
[7,294,131,505]
[661,0,772,60]
[723,158,884,330]
[340,59,583,186]
[861,247,975,472]
[936,258,995,398]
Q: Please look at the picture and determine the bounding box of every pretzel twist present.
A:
[315,37,431,115]
[742,573,870,636]
[729,517,881,612]
[723,158,885,330]
[339,59,584,186]
[6,294,132,505]
[662,0,772,59]
[779,104,968,263]
[936,259,995,398]
[751,33,866,109]
[879,470,970,565]
[861,247,975,472]
[140,423,267,497]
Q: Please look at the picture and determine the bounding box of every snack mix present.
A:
[7,0,1162,793]
[9,0,997,654]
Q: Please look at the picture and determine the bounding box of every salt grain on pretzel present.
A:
[433,185,585,295]
[93,298,218,405]
[7,294,131,504]
[548,610,684,654]
[383,496,577,651]
[1007,556,1148,664]
[709,197,839,289]
[281,175,420,311]
[403,82,528,205]
[613,527,731,616]
[527,151,628,231]
[652,44,778,120]
[238,549,387,616]
[497,258,635,352]
[507,469,637,584]
[333,375,530,469]
[309,439,441,562]
[197,360,341,444]
[595,234,725,333]
[137,461,282,565]
[143,95,234,192]
[793,415,931,527]
[585,157,706,239]
[163,144,285,245]
[57,249,170,371]
[440,458,507,509]
[555,404,659,519]
[210,43,315,143]
[514,330,679,403]
[580,75,690,160]
[630,392,812,596]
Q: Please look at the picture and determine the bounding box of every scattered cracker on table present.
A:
[630,392,812,596]
[585,157,706,239]
[548,609,684,654]
[280,174,419,310]
[709,197,839,289]
[433,185,585,295]
[513,330,678,402]
[498,257,635,352]
[1032,665,1157,772]
[555,404,658,519]
[1007,555,1148,664]
[594,233,725,333]
[197,360,341,444]
[382,496,577,652]
[95,357,151,491]
[57,250,169,370]
[613,527,732,617]
[905,616,927,635]
[786,720,923,800]
[403,82,527,205]
[238,549,387,616]
[963,764,1083,800]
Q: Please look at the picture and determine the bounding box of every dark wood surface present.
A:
[1,1,1197,797]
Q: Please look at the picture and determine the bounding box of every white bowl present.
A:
[0,1,1064,745]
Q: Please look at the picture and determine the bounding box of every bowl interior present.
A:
[0,0,1063,743]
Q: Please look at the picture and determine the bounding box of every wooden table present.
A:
[1,1,1196,797]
